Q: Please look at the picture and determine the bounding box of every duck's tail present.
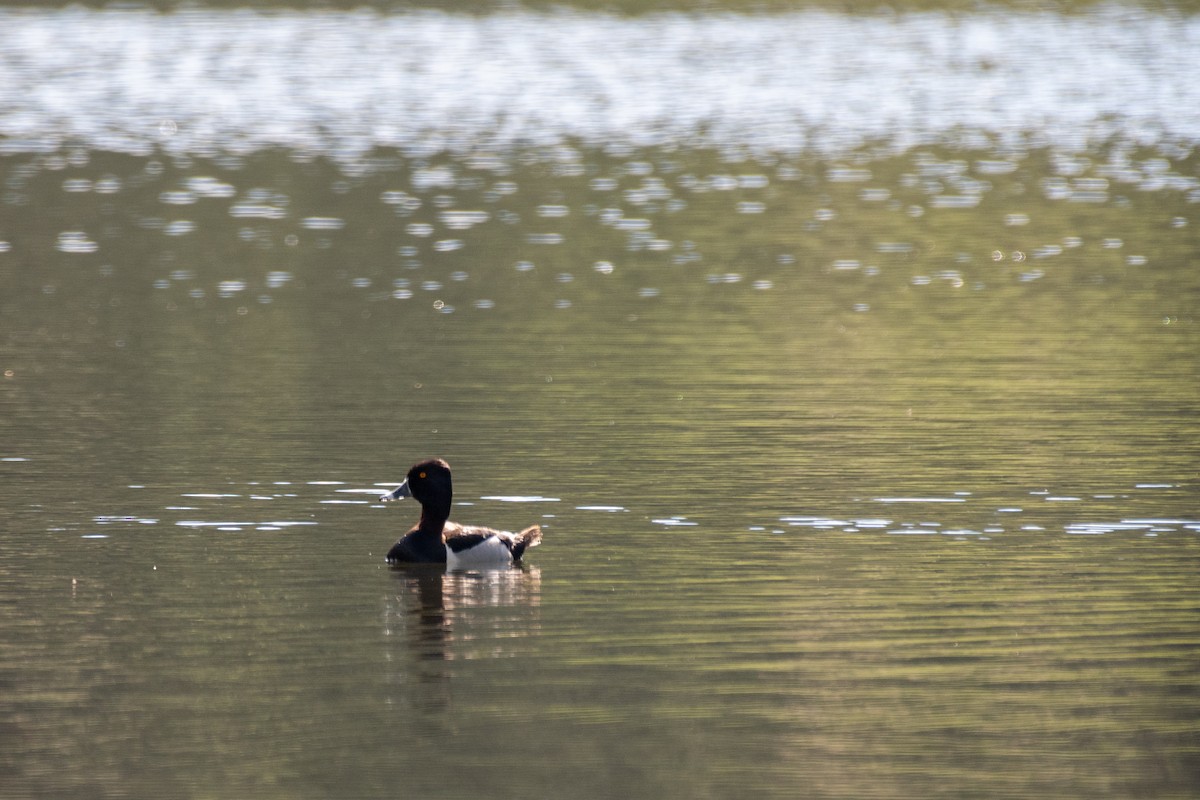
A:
[511,524,542,561]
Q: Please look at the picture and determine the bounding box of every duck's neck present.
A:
[418,499,452,539]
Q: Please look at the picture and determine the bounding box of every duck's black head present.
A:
[380,458,453,516]
[405,458,452,505]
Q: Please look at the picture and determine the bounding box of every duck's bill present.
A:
[380,480,411,502]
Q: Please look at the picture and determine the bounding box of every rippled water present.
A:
[3,6,1200,799]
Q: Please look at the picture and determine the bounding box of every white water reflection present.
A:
[2,8,1198,161]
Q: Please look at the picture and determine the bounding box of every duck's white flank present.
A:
[446,534,517,569]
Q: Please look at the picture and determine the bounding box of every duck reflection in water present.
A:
[387,564,544,659]
[383,564,542,710]
[379,458,545,706]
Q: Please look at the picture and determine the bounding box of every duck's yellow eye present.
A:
[418,472,426,479]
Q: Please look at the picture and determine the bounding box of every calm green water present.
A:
[3,140,1197,800]
[3,8,1200,799]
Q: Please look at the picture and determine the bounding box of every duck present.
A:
[380,458,542,568]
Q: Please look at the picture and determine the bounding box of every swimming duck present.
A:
[380,458,542,568]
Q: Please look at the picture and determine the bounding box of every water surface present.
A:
[2,6,1199,799]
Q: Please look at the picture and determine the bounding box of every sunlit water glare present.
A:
[2,7,1198,161]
